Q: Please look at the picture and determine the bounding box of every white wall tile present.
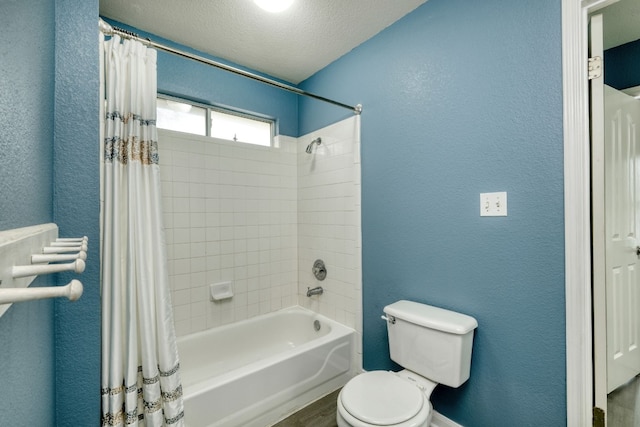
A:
[158,121,360,340]
[297,117,362,341]
[159,130,299,335]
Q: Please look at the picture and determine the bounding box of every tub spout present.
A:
[306,286,323,297]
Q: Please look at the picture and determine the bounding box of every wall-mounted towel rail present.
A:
[31,251,87,263]
[0,223,89,317]
[42,245,86,254]
[12,258,86,279]
[0,280,83,304]
[51,240,87,247]
[55,237,87,242]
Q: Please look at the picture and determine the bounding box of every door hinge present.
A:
[593,406,605,427]
[589,56,603,80]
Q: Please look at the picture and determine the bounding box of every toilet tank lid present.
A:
[384,300,478,334]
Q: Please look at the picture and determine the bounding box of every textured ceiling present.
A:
[600,0,640,50]
[99,0,428,84]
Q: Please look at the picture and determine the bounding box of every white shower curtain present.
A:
[100,35,184,426]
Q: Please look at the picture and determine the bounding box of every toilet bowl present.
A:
[336,300,478,427]
[336,371,433,427]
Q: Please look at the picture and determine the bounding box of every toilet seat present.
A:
[338,371,431,427]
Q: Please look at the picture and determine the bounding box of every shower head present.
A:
[305,137,322,154]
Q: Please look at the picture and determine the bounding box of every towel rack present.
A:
[12,258,86,278]
[0,280,83,304]
[0,223,88,317]
[31,251,87,263]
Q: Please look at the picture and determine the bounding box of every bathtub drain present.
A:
[313,320,321,332]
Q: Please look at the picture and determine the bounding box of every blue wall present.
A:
[0,0,54,229]
[1,0,100,424]
[0,0,57,424]
[54,0,101,424]
[605,39,640,89]
[300,1,566,425]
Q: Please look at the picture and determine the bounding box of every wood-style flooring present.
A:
[272,389,340,427]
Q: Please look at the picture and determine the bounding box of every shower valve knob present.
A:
[312,259,327,281]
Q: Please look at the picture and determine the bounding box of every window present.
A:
[210,109,271,147]
[157,98,207,135]
[156,96,273,146]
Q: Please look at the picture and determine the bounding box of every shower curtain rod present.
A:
[99,19,362,115]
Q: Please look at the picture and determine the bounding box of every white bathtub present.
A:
[177,306,356,427]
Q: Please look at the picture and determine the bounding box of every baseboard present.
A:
[431,410,463,427]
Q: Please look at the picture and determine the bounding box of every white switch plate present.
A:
[480,192,507,216]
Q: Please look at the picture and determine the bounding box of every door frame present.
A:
[562,0,620,425]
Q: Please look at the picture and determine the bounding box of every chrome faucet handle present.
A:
[312,259,327,281]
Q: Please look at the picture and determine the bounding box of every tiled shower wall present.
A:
[158,130,298,336]
[297,116,362,356]
[157,116,361,346]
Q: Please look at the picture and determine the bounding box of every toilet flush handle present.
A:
[381,315,396,324]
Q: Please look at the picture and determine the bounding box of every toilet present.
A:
[337,300,478,427]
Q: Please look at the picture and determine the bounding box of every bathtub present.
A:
[177,306,356,427]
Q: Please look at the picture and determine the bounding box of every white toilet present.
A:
[337,300,478,427]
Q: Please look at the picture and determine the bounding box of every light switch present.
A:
[480,192,507,217]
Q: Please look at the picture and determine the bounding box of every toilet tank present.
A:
[384,300,478,388]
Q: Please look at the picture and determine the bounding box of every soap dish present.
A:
[210,281,233,301]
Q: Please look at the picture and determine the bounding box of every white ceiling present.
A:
[99,0,428,84]
[100,0,640,83]
[601,0,640,50]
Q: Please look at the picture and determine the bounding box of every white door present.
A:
[604,84,640,393]
[591,12,640,413]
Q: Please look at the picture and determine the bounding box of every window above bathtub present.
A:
[156,95,274,147]
[157,98,207,136]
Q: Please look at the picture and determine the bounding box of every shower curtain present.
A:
[100,34,184,426]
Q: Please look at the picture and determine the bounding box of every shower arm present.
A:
[305,137,322,153]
